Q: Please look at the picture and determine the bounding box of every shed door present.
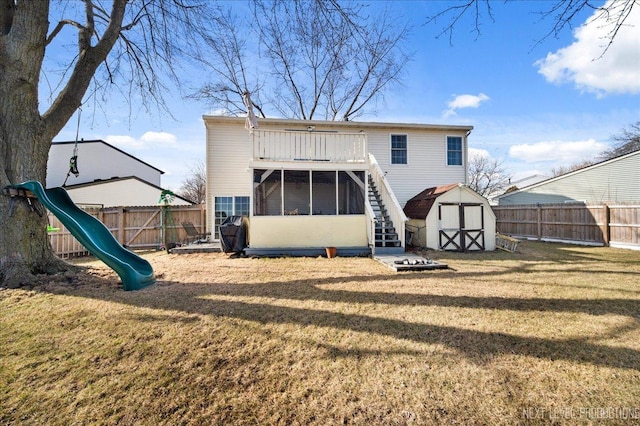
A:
[438,203,485,251]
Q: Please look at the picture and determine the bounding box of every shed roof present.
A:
[403,183,460,219]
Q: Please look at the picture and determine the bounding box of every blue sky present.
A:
[51,0,640,191]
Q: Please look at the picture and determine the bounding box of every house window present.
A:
[234,196,250,216]
[447,136,463,166]
[214,196,250,239]
[214,196,233,240]
[391,134,407,165]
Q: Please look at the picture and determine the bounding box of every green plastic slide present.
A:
[15,181,155,291]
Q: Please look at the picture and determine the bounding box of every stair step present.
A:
[375,217,392,223]
[376,233,397,239]
[375,241,401,247]
[376,225,393,230]
[376,235,399,240]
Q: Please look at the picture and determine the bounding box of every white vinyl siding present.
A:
[499,150,640,205]
[64,178,191,207]
[206,121,254,237]
[367,129,468,206]
[205,117,471,231]
[48,141,162,188]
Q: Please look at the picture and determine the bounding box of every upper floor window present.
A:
[447,136,463,166]
[391,134,407,165]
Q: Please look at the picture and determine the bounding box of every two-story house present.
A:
[204,116,473,255]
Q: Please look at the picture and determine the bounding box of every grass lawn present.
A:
[1,241,639,425]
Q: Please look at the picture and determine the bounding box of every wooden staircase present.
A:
[368,175,403,254]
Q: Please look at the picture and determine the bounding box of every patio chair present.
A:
[181,222,210,244]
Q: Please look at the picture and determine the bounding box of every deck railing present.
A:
[252,129,367,163]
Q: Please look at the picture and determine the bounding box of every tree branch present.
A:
[42,0,127,138]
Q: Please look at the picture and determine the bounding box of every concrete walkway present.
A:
[171,242,221,254]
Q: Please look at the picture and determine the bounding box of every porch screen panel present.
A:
[254,169,282,216]
[338,171,365,214]
[284,170,310,215]
[312,171,336,215]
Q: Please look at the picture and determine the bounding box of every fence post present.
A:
[200,204,206,233]
[536,203,542,241]
[118,207,126,245]
[602,204,610,246]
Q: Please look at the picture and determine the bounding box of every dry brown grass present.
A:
[1,241,639,425]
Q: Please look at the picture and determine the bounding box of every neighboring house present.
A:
[498,150,640,205]
[507,174,550,190]
[404,183,496,251]
[485,174,550,205]
[61,176,193,208]
[204,116,473,255]
[48,139,192,207]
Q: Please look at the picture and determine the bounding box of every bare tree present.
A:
[599,121,640,160]
[191,8,267,118]
[467,154,511,197]
[426,0,637,56]
[197,0,412,121]
[550,159,594,177]
[179,161,206,204]
[0,1,216,285]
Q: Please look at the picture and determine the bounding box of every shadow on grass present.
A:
[40,272,640,372]
[33,241,639,370]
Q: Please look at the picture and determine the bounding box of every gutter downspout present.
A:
[464,129,473,185]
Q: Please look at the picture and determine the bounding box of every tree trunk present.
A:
[0,79,65,286]
[0,1,66,287]
[0,125,66,287]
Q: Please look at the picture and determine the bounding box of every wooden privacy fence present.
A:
[48,204,206,258]
[493,203,640,248]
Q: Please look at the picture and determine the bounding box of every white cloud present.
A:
[443,93,490,118]
[140,131,177,145]
[105,132,177,150]
[468,147,490,159]
[509,139,608,163]
[535,0,640,96]
[104,135,141,149]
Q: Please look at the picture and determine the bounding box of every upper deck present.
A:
[251,129,367,163]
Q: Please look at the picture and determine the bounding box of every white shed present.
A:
[404,183,496,251]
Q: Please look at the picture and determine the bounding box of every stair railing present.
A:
[368,154,408,249]
[364,196,377,255]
